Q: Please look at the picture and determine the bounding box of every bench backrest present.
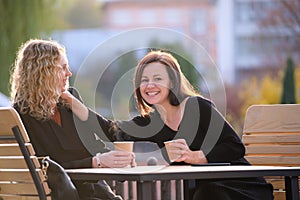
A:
[242,104,300,166]
[0,107,51,200]
[242,104,300,200]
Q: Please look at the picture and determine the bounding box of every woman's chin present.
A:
[61,87,67,93]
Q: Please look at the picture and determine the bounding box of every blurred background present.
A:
[0,0,299,134]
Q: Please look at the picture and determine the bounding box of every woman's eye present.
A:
[154,77,162,81]
[141,79,148,83]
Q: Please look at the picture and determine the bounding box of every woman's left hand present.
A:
[170,139,208,164]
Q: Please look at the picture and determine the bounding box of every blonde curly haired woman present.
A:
[10,39,134,200]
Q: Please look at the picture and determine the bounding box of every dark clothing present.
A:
[114,97,248,164]
[15,88,111,169]
[15,88,121,200]
[110,96,274,200]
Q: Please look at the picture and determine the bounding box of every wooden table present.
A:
[66,165,300,200]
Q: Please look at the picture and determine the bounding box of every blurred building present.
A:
[219,0,299,83]
[54,0,298,85]
[101,0,217,59]
[100,0,298,84]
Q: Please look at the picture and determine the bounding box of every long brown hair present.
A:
[134,50,200,116]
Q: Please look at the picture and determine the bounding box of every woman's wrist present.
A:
[92,154,101,168]
[197,150,208,163]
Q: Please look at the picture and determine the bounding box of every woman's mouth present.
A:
[146,91,160,96]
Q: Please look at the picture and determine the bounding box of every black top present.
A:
[113,96,249,165]
[15,88,111,169]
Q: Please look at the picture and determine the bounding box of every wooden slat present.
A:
[242,105,300,200]
[243,104,300,134]
[0,108,50,199]
[0,156,40,169]
[242,134,300,144]
[245,156,300,166]
[0,143,35,156]
[0,195,51,200]
[273,191,300,200]
[0,107,30,142]
[0,169,46,182]
[243,132,300,135]
[0,139,17,144]
[273,191,286,200]
[245,144,300,154]
[0,182,50,195]
[267,179,286,190]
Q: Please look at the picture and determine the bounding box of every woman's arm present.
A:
[197,97,245,163]
[60,90,89,121]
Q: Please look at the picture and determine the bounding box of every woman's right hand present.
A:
[96,151,136,168]
[60,91,89,121]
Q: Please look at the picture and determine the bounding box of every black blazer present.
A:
[15,88,111,169]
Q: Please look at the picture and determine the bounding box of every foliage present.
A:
[224,84,244,135]
[238,74,282,119]
[231,62,300,132]
[0,0,59,96]
[295,67,300,102]
[281,57,296,103]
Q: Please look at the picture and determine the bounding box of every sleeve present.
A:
[61,157,93,169]
[114,115,152,141]
[197,97,245,163]
[69,87,116,142]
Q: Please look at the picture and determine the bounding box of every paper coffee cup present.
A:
[113,141,134,152]
[164,141,180,162]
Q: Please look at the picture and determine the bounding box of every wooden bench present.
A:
[242,104,300,200]
[0,107,51,200]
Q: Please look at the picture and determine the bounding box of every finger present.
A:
[175,155,186,162]
[169,141,186,150]
[173,138,186,145]
[113,160,132,168]
[131,161,136,167]
[112,151,133,156]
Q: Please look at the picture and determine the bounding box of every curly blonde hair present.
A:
[10,39,67,120]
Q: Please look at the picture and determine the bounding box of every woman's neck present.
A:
[155,98,188,131]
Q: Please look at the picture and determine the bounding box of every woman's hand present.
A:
[167,139,208,164]
[95,151,136,168]
[60,90,73,103]
[60,91,89,121]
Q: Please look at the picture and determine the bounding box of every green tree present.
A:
[281,57,296,104]
[238,74,282,119]
[0,0,58,96]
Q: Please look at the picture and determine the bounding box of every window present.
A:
[139,9,156,25]
[110,9,132,26]
[190,9,206,34]
[164,8,182,25]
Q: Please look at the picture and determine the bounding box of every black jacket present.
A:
[15,88,111,169]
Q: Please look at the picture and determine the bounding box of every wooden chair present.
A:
[0,107,51,200]
[242,104,300,200]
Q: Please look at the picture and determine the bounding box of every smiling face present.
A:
[139,62,172,106]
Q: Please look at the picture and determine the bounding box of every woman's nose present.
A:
[66,68,72,77]
[146,81,155,87]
